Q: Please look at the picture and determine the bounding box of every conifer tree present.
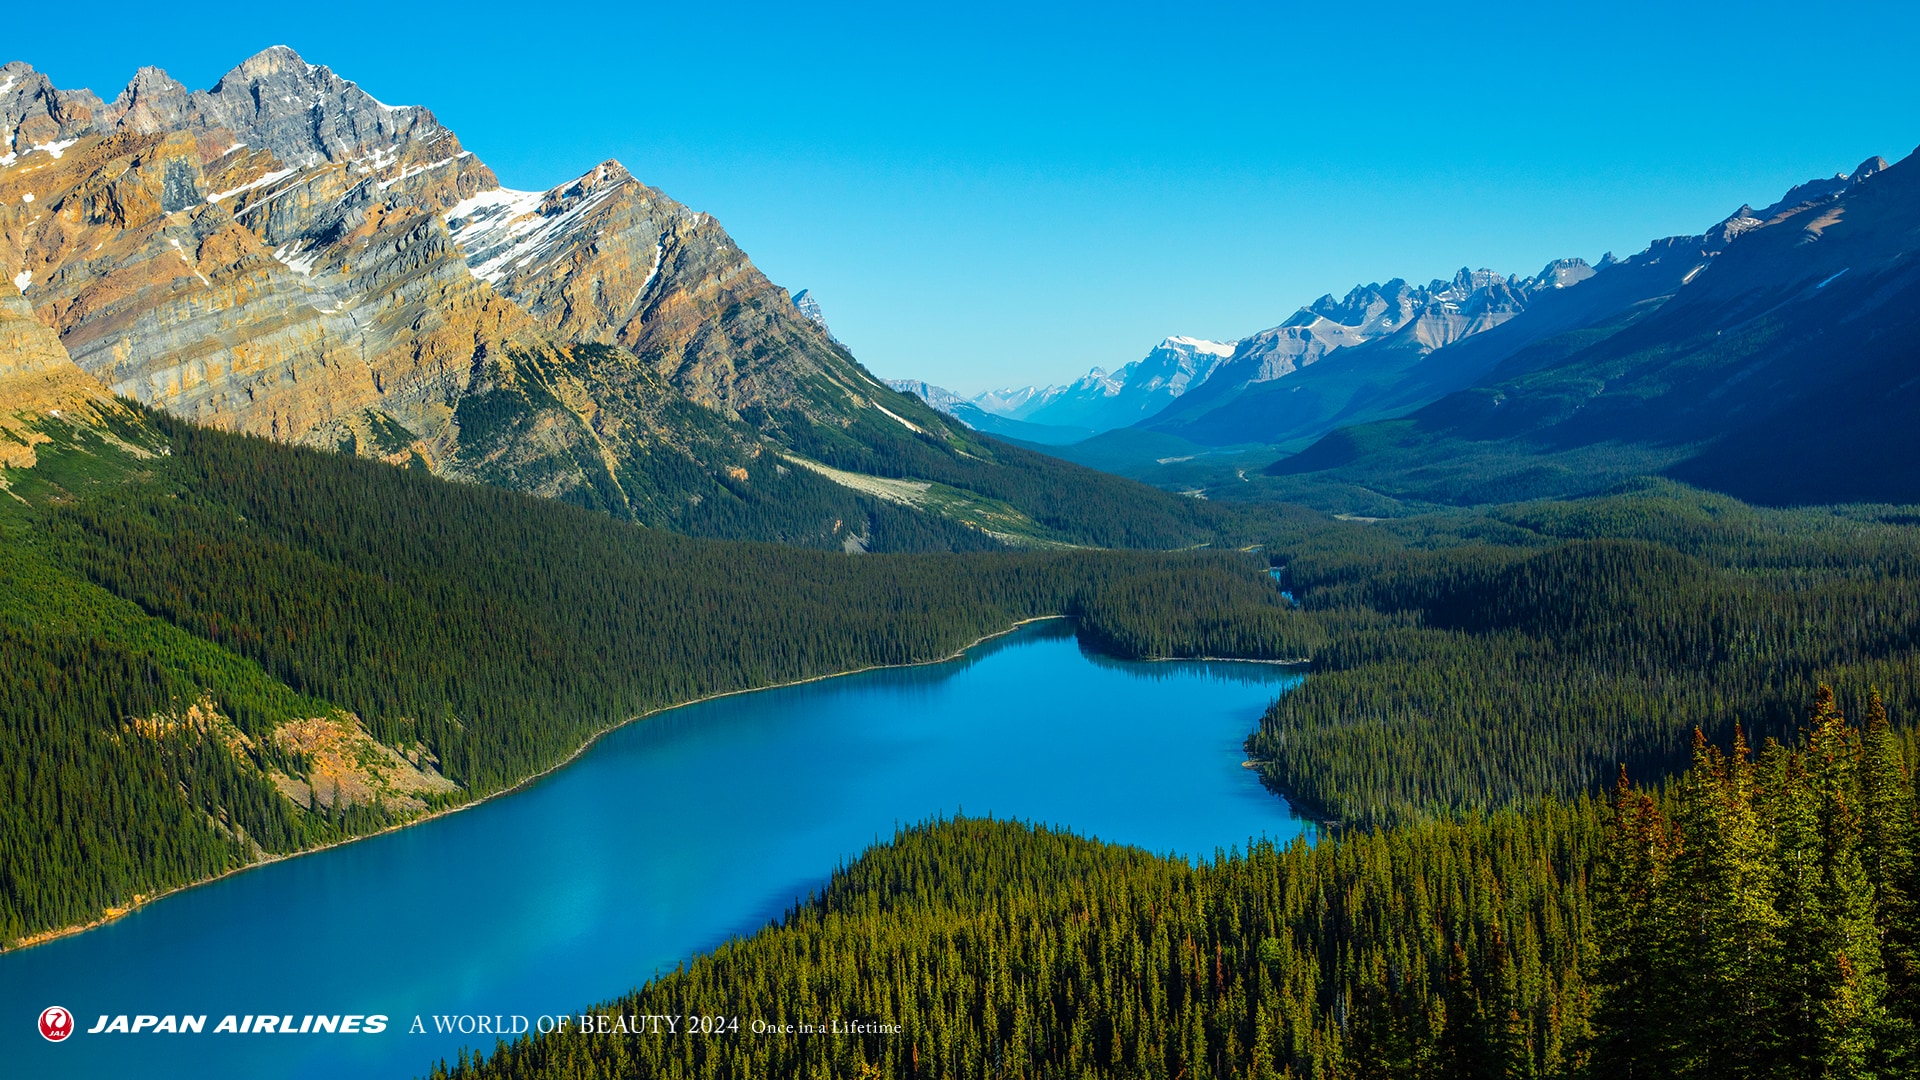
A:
[1589,768,1676,1080]
[1859,689,1919,1070]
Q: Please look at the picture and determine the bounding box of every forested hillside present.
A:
[430,696,1920,1079]
[1249,482,1920,826]
[0,411,1306,945]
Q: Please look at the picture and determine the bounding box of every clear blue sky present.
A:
[17,2,1920,394]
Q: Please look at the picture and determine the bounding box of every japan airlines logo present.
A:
[39,1006,74,1042]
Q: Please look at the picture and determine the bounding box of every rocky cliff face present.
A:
[0,48,947,534]
[2,50,509,452]
[444,162,883,425]
[0,278,126,469]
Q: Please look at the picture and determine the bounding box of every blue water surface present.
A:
[2,620,1304,1078]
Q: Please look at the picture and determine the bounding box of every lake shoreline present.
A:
[5,614,1081,954]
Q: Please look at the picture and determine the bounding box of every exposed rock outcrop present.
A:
[0,278,120,468]
[445,161,885,422]
[0,48,930,525]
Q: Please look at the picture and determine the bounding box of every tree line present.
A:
[432,691,1920,1079]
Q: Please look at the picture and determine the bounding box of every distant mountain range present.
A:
[0,48,1220,551]
[1266,150,1919,508]
[892,336,1234,443]
[897,263,1604,446]
[1141,262,1596,446]
[7,47,1912,523]
[894,149,1916,508]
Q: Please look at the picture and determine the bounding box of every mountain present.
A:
[1265,151,1920,507]
[894,336,1234,439]
[1143,264,1592,446]
[789,288,839,343]
[971,383,1059,419]
[887,378,972,414]
[0,49,1223,551]
[1058,160,1881,488]
[1020,337,1234,430]
[887,378,1098,445]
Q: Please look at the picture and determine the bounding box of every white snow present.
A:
[205,167,296,204]
[376,152,470,191]
[26,138,78,160]
[0,78,16,95]
[272,241,321,277]
[443,187,538,223]
[231,174,314,218]
[445,180,629,286]
[639,241,664,295]
[355,144,401,174]
[871,400,925,434]
[167,238,212,286]
[19,192,31,203]
[216,142,246,158]
[1680,263,1707,286]
[1815,268,1849,289]
[1165,335,1236,356]
[12,270,29,291]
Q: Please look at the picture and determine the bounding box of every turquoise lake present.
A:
[1,620,1306,1078]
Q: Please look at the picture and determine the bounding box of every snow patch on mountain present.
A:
[896,335,1238,435]
[445,187,569,285]
[205,167,296,204]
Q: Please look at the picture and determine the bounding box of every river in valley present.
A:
[1,620,1306,1078]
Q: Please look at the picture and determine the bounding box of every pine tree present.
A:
[1858,690,1919,1072]
[1804,692,1890,1077]
[1667,727,1780,1079]
[1589,767,1678,1080]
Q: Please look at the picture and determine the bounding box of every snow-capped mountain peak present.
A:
[896,335,1237,434]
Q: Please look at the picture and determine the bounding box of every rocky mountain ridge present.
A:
[0,277,125,469]
[1262,148,1920,507]
[1154,159,1909,455]
[0,48,1063,548]
[1142,261,1593,440]
[1,47,1227,553]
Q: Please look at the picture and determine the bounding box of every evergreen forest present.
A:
[6,405,1920,1080]
[0,411,1307,943]
[435,694,1920,1079]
